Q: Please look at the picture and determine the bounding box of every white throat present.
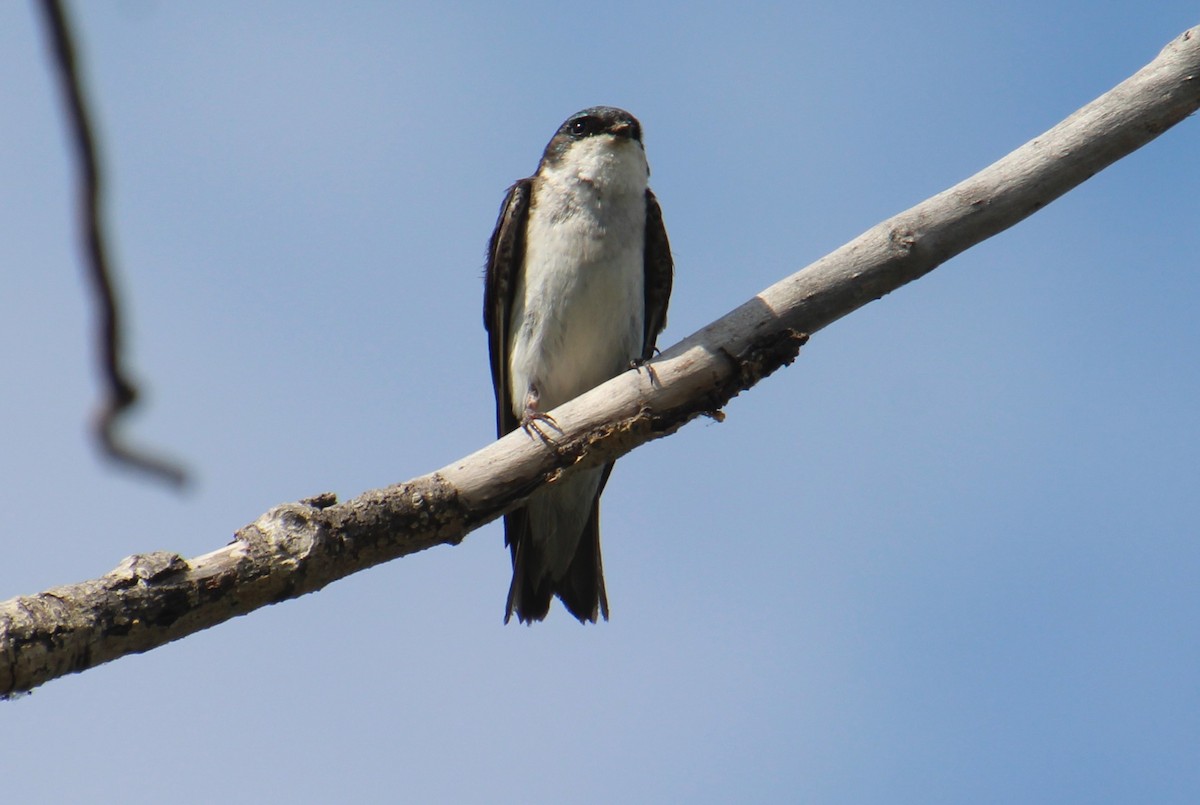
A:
[540,135,649,199]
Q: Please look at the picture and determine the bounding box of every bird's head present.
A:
[538,106,649,191]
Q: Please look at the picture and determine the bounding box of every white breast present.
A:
[507,136,649,416]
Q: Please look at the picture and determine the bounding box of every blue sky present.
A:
[2,3,1198,803]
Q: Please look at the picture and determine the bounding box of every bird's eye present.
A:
[569,117,595,137]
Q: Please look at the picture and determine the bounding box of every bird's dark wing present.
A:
[484,178,533,438]
[642,188,674,360]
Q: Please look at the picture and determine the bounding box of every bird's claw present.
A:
[630,352,661,387]
[521,410,561,444]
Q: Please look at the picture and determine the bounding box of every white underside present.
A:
[507,134,649,577]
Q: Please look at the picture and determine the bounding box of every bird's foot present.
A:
[630,351,661,387]
[520,408,561,445]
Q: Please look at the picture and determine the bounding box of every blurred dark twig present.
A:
[37,0,186,487]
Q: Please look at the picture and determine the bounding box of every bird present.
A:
[484,106,673,624]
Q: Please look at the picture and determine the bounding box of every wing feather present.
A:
[483,179,533,438]
[642,188,673,360]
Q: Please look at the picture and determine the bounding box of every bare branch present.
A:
[3,26,1197,697]
[37,0,187,487]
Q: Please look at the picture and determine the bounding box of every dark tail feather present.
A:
[555,499,608,623]
[504,510,553,623]
[503,504,608,625]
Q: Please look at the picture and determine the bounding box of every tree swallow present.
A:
[484,106,674,623]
